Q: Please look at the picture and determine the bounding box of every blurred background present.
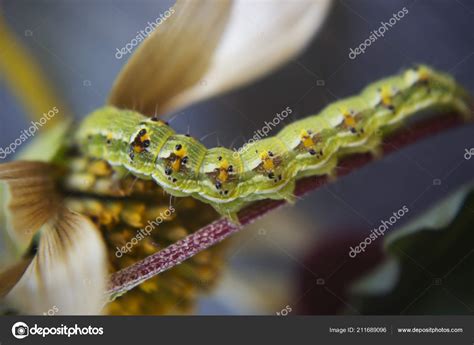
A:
[1,0,473,314]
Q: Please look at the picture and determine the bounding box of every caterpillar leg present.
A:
[327,169,338,183]
[211,201,242,224]
[222,210,240,224]
[110,165,136,195]
[369,145,383,160]
[366,135,383,160]
[284,193,296,204]
[210,179,297,223]
[274,179,296,204]
[338,133,383,160]
[297,154,338,181]
[455,98,473,122]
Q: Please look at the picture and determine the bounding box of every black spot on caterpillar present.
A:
[76,65,472,221]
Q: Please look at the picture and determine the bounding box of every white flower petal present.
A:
[6,209,108,315]
[108,0,232,116]
[166,0,333,113]
[108,0,332,116]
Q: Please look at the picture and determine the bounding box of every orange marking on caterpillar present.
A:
[300,129,314,148]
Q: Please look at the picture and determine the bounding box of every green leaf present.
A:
[349,182,474,314]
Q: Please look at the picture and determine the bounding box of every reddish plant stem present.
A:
[107,113,468,297]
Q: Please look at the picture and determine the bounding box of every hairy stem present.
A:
[107,112,469,297]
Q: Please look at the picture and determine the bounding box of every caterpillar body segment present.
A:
[197,147,244,203]
[75,65,472,221]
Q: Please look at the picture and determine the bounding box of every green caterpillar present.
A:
[75,65,472,221]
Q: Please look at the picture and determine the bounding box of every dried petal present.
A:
[6,209,108,315]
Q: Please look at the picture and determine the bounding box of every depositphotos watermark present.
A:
[0,106,59,160]
[115,206,175,257]
[464,148,474,160]
[115,6,175,59]
[349,205,409,258]
[11,321,103,339]
[276,305,292,316]
[348,7,409,60]
[233,106,292,158]
[43,305,59,316]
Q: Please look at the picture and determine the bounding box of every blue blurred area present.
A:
[1,0,473,314]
